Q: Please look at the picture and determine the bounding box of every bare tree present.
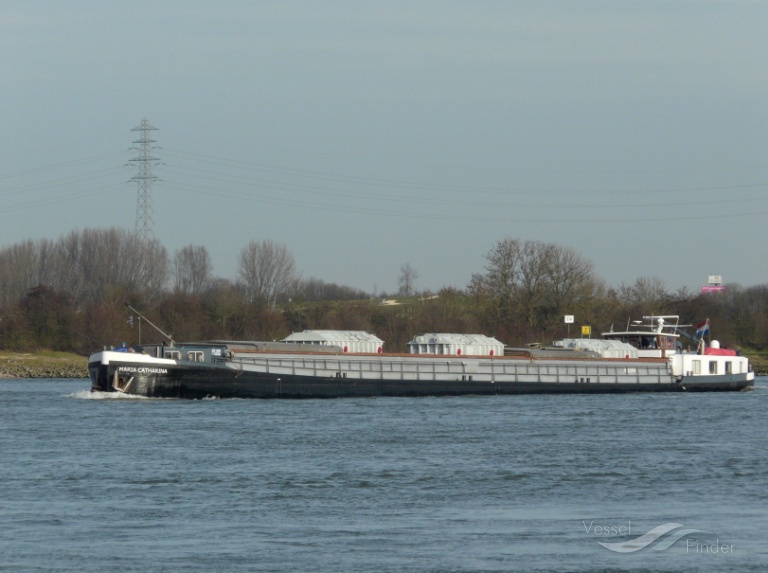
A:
[398,263,419,297]
[69,228,168,303]
[543,244,603,323]
[470,238,522,302]
[0,237,75,306]
[619,276,670,308]
[140,239,169,302]
[0,228,168,309]
[238,240,297,304]
[0,240,40,308]
[517,241,553,328]
[469,237,524,328]
[472,237,601,334]
[48,228,168,304]
[173,245,212,295]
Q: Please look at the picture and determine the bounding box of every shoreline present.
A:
[0,352,88,379]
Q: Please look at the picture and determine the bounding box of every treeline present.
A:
[1,228,767,354]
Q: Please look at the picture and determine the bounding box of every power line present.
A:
[161,179,768,225]
[161,147,768,198]
[0,151,124,181]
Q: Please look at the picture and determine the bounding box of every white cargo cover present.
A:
[553,338,638,359]
[408,333,504,356]
[281,330,384,353]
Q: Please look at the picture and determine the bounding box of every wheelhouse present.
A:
[602,315,683,358]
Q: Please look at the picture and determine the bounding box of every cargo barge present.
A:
[88,315,754,398]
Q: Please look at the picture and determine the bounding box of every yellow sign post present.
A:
[581,325,591,338]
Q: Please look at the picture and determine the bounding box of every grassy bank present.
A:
[0,350,88,379]
[742,349,768,376]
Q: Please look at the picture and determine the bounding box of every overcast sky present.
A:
[2,1,766,295]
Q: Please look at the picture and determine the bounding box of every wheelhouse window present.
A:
[164,350,181,359]
[187,351,204,363]
[692,360,701,375]
[725,361,733,374]
[709,361,718,374]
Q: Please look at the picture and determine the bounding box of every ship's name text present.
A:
[118,366,168,374]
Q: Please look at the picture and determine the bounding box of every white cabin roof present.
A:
[554,338,639,358]
[409,333,501,346]
[282,330,384,344]
[603,331,679,339]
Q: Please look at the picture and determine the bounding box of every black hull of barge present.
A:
[90,363,753,398]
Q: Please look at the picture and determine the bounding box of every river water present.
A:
[1,378,766,572]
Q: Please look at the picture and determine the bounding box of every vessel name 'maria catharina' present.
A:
[88,313,754,399]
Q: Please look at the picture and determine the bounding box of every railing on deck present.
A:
[216,354,673,386]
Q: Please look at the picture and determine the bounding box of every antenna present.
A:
[128,118,161,247]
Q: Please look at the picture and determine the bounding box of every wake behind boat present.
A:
[88,314,754,398]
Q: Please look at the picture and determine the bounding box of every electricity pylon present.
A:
[129,118,161,247]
